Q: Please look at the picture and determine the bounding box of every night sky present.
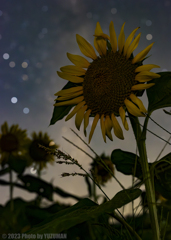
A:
[1,0,171,208]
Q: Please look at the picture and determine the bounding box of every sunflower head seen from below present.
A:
[90,153,114,186]
[53,21,160,143]
[29,131,58,171]
[0,122,29,167]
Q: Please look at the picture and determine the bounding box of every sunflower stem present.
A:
[129,114,160,240]
[9,168,14,212]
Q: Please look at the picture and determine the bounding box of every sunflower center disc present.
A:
[0,133,19,152]
[83,51,137,116]
[29,140,48,162]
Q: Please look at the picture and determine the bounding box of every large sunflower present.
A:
[29,131,58,171]
[0,122,29,166]
[54,21,160,143]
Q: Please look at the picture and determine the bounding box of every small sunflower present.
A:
[0,122,29,166]
[29,131,58,171]
[91,153,114,185]
[54,21,160,143]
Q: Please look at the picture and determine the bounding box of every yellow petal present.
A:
[94,37,107,55]
[131,83,155,90]
[67,53,90,68]
[126,33,141,59]
[105,116,113,141]
[119,106,129,130]
[124,98,144,117]
[54,96,84,106]
[55,86,83,96]
[57,71,83,83]
[129,94,147,113]
[123,27,140,56]
[111,113,124,140]
[132,42,154,64]
[94,33,110,40]
[89,114,99,143]
[135,64,160,72]
[118,22,125,54]
[135,71,161,81]
[109,21,117,52]
[60,65,86,75]
[75,105,88,130]
[56,90,83,101]
[100,114,106,143]
[65,101,86,121]
[76,34,97,59]
[84,109,91,136]
[94,22,107,55]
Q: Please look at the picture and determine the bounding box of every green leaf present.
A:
[50,81,79,125]
[163,109,171,115]
[26,189,141,236]
[0,167,10,176]
[8,155,27,174]
[18,175,54,201]
[111,149,143,179]
[153,153,171,199]
[0,198,30,233]
[147,72,171,113]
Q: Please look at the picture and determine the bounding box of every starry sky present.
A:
[0,0,171,208]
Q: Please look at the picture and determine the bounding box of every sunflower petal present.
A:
[57,71,83,83]
[129,94,147,113]
[84,109,91,136]
[131,83,155,90]
[123,27,140,56]
[124,98,145,117]
[89,114,99,143]
[132,42,154,64]
[100,114,106,143]
[126,33,141,59]
[56,90,83,101]
[111,113,124,140]
[135,64,160,72]
[135,71,161,81]
[119,106,129,130]
[109,21,117,52]
[75,105,88,130]
[60,65,86,75]
[67,53,90,68]
[1,122,8,134]
[55,86,83,96]
[54,96,84,106]
[76,34,97,59]
[65,101,86,121]
[94,33,110,40]
[94,22,107,55]
[105,116,113,141]
[118,22,125,53]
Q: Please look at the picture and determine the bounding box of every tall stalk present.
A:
[129,114,160,240]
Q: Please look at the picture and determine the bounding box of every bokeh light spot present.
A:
[146,20,152,26]
[3,53,9,60]
[22,74,28,81]
[42,28,48,34]
[23,107,29,114]
[146,34,153,40]
[30,167,37,174]
[9,61,15,68]
[111,8,117,14]
[22,62,28,68]
[49,141,55,146]
[11,97,18,104]
[42,5,48,12]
